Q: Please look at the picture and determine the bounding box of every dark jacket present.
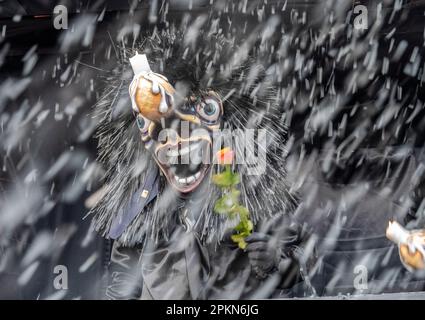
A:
[104,206,316,300]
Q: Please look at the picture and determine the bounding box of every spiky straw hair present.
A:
[90,24,297,246]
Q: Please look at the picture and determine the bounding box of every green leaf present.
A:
[231,204,249,218]
[246,220,253,232]
[212,166,252,250]
[212,169,240,188]
[233,219,253,236]
[231,234,248,250]
[234,221,245,232]
[214,197,231,214]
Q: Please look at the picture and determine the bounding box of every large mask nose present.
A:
[131,71,175,122]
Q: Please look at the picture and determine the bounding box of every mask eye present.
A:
[135,114,151,134]
[196,98,221,123]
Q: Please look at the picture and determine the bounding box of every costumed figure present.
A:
[90,28,316,299]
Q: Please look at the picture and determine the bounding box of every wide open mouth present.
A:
[154,139,212,193]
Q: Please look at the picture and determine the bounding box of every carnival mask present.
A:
[129,54,223,193]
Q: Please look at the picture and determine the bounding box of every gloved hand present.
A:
[245,232,281,279]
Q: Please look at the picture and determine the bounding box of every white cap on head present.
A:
[386,220,410,244]
[129,53,151,75]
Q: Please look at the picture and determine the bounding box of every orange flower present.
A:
[216,147,234,165]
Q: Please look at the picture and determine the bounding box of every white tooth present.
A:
[167,149,179,157]
[186,176,195,184]
[179,145,190,156]
[194,172,201,179]
[178,142,200,157]
[174,175,180,182]
[178,178,187,184]
[190,143,200,152]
